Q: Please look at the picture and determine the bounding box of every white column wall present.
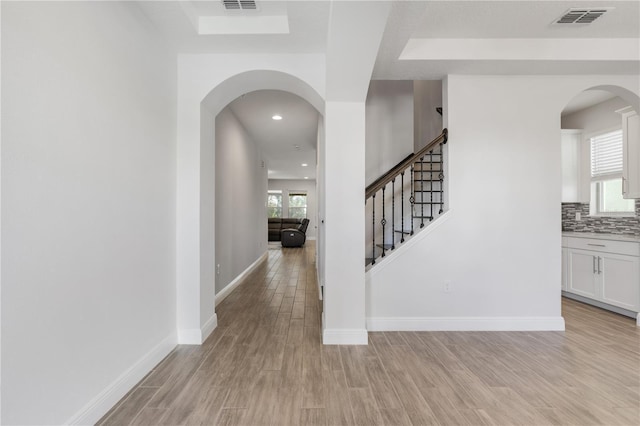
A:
[316,116,326,290]
[322,0,391,344]
[322,102,367,343]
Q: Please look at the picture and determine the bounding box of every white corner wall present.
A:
[1,2,177,424]
[414,80,444,150]
[365,80,414,186]
[268,179,318,239]
[366,75,639,331]
[215,108,268,295]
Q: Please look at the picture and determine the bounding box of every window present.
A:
[288,192,307,218]
[267,190,282,218]
[590,129,635,216]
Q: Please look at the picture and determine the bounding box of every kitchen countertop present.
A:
[562,231,640,243]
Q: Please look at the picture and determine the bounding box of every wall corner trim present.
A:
[177,313,218,345]
[366,316,566,332]
[215,251,268,307]
[322,328,369,345]
[66,332,177,425]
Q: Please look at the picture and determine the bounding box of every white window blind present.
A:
[591,129,623,179]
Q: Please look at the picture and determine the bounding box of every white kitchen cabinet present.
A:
[600,253,640,312]
[617,107,640,199]
[567,249,598,299]
[564,236,640,316]
[561,129,589,203]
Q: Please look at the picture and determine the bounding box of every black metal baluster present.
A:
[391,178,395,250]
[381,186,386,257]
[429,149,434,221]
[410,165,414,235]
[420,156,425,228]
[400,171,405,243]
[371,194,376,265]
[439,144,444,214]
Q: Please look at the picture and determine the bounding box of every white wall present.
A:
[1,2,177,424]
[414,80,444,149]
[268,179,317,239]
[215,108,267,294]
[365,81,414,186]
[366,75,639,331]
[562,96,629,134]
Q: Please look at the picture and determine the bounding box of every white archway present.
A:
[558,83,640,320]
[176,65,325,343]
[201,70,324,117]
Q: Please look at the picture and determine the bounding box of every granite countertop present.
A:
[562,231,640,243]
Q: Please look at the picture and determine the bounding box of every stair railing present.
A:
[365,128,448,266]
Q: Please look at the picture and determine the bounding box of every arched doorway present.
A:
[176,69,325,343]
[560,85,640,324]
[213,89,321,305]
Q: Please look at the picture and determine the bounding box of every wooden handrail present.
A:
[365,128,448,199]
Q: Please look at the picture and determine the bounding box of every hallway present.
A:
[99,242,639,425]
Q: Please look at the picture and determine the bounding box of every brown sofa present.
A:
[268,218,309,247]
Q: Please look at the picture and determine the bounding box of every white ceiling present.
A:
[373,0,640,79]
[137,0,639,179]
[136,1,330,54]
[227,90,319,180]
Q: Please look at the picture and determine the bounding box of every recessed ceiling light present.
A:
[304,177,309,179]
[301,163,308,167]
[272,115,282,120]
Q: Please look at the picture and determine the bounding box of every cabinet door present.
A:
[567,249,598,299]
[600,253,640,312]
[561,130,583,203]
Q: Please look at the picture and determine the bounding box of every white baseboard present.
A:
[322,328,369,345]
[215,251,268,307]
[201,314,218,342]
[366,316,565,331]
[177,313,218,344]
[66,332,177,425]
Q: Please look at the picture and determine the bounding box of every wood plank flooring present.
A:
[99,241,640,425]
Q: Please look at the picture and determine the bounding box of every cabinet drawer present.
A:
[566,237,640,257]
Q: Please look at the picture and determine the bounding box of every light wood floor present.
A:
[99,241,640,425]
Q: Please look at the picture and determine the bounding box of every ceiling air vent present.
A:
[554,8,612,25]
[222,0,257,10]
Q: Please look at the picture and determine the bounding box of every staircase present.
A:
[365,129,448,266]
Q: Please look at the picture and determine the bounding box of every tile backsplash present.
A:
[562,201,640,236]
